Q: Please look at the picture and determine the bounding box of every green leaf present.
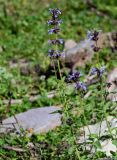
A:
[112,140,117,147]
[94,140,102,149]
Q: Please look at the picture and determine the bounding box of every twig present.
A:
[3,91,56,105]
[2,146,26,152]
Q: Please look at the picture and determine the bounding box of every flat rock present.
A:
[78,116,117,156]
[0,106,61,135]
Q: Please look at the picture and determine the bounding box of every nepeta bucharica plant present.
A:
[47,8,83,159]
[46,6,116,160]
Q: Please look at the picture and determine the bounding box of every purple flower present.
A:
[48,39,55,44]
[48,49,54,54]
[75,82,87,91]
[48,39,64,45]
[87,31,93,40]
[91,66,106,78]
[48,27,60,34]
[87,30,102,41]
[61,52,65,58]
[47,20,54,26]
[48,49,61,59]
[49,8,61,18]
[49,53,61,59]
[47,19,62,26]
[100,66,106,76]
[47,8,64,63]
[57,19,63,25]
[65,71,82,83]
[90,67,98,75]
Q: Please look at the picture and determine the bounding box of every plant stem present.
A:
[71,126,81,160]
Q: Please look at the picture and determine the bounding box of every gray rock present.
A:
[0,106,61,135]
[62,39,94,68]
[78,116,117,156]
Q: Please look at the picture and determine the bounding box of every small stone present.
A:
[0,46,3,53]
[64,39,77,50]
[20,66,31,76]
[9,58,30,69]
[0,106,61,136]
